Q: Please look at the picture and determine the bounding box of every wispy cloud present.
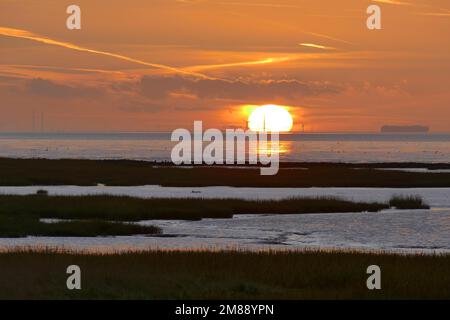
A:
[25,78,101,98]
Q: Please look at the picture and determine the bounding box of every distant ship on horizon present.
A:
[381,125,430,133]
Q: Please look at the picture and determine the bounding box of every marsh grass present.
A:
[0,194,430,237]
[0,195,390,222]
[0,248,448,299]
[389,195,430,209]
[1,158,450,187]
[0,215,161,238]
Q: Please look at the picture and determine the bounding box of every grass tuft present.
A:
[36,189,49,196]
[389,195,430,209]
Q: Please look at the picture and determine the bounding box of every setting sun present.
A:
[248,105,294,132]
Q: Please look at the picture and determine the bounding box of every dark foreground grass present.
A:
[0,249,448,299]
[1,158,450,187]
[389,195,430,209]
[0,195,390,223]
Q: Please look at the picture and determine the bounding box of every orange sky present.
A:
[0,0,449,132]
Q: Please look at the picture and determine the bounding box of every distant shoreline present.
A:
[381,125,430,133]
[1,131,449,140]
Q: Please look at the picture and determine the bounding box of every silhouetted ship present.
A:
[381,125,429,133]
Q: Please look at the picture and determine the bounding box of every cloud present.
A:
[140,75,340,103]
[119,100,164,113]
[25,78,101,98]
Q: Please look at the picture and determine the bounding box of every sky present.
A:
[0,0,449,132]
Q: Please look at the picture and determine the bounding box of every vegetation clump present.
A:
[389,195,430,209]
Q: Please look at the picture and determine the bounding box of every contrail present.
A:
[0,27,215,80]
[224,11,354,46]
[374,0,450,13]
[213,1,306,9]
[3,64,125,76]
[184,57,294,72]
[299,43,336,51]
[373,1,450,18]
[181,2,355,45]
[373,0,413,5]
[0,26,301,80]
[420,12,450,17]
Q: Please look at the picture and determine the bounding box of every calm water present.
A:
[1,210,448,254]
[0,132,449,162]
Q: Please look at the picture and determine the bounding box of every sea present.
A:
[0,132,449,163]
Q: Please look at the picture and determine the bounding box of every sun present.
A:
[247,105,293,132]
